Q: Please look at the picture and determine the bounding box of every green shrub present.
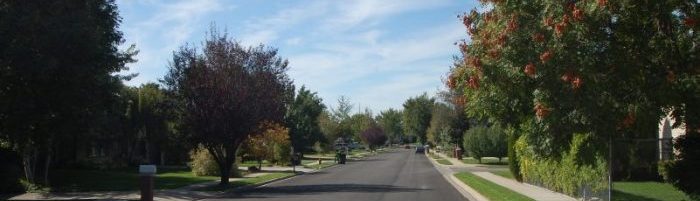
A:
[666,134,700,200]
[657,160,674,182]
[516,132,607,197]
[189,146,240,177]
[462,125,507,163]
[0,146,24,193]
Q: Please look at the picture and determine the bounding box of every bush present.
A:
[462,125,507,163]
[0,147,23,193]
[666,134,700,200]
[189,146,219,176]
[516,132,607,197]
[248,165,260,172]
[189,145,240,177]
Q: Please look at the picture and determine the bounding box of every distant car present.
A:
[404,145,411,149]
[415,146,425,153]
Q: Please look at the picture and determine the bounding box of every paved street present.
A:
[206,149,466,201]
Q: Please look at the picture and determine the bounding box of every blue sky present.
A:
[116,0,477,113]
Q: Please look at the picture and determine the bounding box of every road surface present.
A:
[206,149,466,201]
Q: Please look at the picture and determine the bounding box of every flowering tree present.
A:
[450,0,699,197]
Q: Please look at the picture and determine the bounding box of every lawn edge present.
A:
[425,151,488,201]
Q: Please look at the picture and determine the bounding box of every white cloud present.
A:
[322,0,451,31]
[118,0,228,85]
[239,1,329,46]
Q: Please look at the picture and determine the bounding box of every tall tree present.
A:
[402,93,435,144]
[285,86,326,152]
[0,0,135,185]
[427,102,454,148]
[163,28,292,186]
[451,0,699,196]
[377,109,404,144]
[349,109,376,142]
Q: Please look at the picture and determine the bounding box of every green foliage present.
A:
[402,93,435,144]
[666,134,700,200]
[506,128,523,182]
[320,97,355,143]
[189,146,220,177]
[0,0,135,185]
[285,86,326,152]
[516,132,607,197]
[0,146,23,193]
[451,0,700,196]
[462,125,507,163]
[377,109,404,144]
[349,110,377,142]
[427,102,455,149]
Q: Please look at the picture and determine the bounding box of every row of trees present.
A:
[0,0,334,189]
[449,0,699,198]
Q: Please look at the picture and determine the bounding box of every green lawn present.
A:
[461,157,508,165]
[196,172,295,191]
[492,170,515,180]
[303,161,336,169]
[51,168,218,192]
[239,160,272,167]
[454,172,534,201]
[436,159,453,165]
[612,181,692,201]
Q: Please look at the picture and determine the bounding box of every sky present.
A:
[116,0,478,113]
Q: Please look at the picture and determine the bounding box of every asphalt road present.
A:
[205,149,466,201]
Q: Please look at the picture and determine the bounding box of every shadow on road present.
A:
[235,184,428,197]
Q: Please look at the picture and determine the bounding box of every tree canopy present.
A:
[163,28,292,186]
[0,0,135,185]
[450,0,699,197]
[285,86,326,152]
[402,93,435,144]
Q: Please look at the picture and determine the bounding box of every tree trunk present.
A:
[218,162,231,186]
[22,146,36,184]
[160,151,166,166]
[43,145,51,185]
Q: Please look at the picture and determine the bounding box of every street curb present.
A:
[226,172,302,193]
[426,153,488,201]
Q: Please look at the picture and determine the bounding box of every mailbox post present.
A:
[139,165,156,201]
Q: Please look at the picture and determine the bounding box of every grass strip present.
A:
[196,172,295,191]
[454,172,534,201]
[436,159,453,165]
[50,168,218,192]
[461,157,508,165]
[492,170,515,180]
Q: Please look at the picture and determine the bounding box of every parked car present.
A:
[415,146,425,153]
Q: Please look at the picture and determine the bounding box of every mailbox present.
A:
[139,165,157,175]
[139,165,156,201]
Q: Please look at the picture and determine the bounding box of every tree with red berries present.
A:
[450,0,699,198]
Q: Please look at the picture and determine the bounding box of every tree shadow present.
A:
[612,190,664,201]
[233,183,427,198]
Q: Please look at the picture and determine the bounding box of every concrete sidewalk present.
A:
[431,151,576,201]
[237,165,315,173]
